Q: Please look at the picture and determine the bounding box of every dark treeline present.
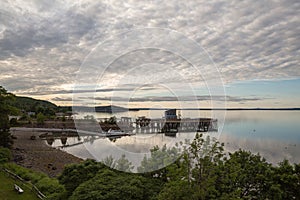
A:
[0,85,71,117]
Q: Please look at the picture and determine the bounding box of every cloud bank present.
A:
[0,0,299,105]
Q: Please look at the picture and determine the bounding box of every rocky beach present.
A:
[11,129,83,177]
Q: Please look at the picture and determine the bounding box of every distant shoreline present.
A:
[71,105,300,113]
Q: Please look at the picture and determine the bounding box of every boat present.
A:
[105,129,135,137]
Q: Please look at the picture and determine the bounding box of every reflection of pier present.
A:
[45,135,98,148]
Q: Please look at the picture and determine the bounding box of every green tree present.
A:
[103,154,134,172]
[115,154,134,172]
[157,134,225,200]
[0,147,12,163]
[271,159,300,199]
[158,134,224,200]
[70,169,162,200]
[37,112,46,125]
[103,155,116,168]
[157,180,194,200]
[189,134,224,199]
[35,177,66,200]
[0,86,14,148]
[216,150,276,199]
[138,144,179,174]
[9,118,18,126]
[58,159,104,197]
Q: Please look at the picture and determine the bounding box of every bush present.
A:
[3,163,46,183]
[70,169,163,200]
[0,130,13,148]
[58,159,104,196]
[3,163,66,198]
[36,177,66,197]
[37,112,46,125]
[0,147,11,163]
[9,118,18,126]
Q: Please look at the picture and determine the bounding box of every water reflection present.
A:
[48,132,202,153]
[47,111,300,166]
[47,132,202,169]
[220,133,300,164]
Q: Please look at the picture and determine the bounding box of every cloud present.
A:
[77,95,266,103]
[51,97,73,102]
[0,0,299,102]
[17,84,156,95]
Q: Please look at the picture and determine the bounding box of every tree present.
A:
[0,86,14,148]
[9,118,18,126]
[37,112,46,125]
[0,147,12,163]
[70,169,162,200]
[35,177,66,200]
[157,134,225,199]
[103,155,116,168]
[271,159,300,199]
[115,154,134,172]
[57,133,300,200]
[157,180,195,200]
[216,150,276,199]
[137,144,180,179]
[103,154,134,172]
[58,159,104,197]
[188,134,224,199]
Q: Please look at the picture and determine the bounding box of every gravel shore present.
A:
[11,130,83,177]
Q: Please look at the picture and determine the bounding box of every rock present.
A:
[30,135,36,140]
[14,155,24,162]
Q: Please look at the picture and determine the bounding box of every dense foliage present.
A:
[0,86,14,148]
[59,159,104,196]
[56,134,300,200]
[8,96,58,116]
[69,169,162,200]
[0,147,12,163]
[0,128,299,199]
[0,85,72,119]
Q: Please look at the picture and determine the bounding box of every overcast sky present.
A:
[0,0,299,108]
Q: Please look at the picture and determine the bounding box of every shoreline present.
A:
[11,129,83,177]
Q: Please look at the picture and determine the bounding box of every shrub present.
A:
[36,177,66,197]
[3,163,66,198]
[0,147,11,163]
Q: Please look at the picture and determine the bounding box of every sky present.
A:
[0,0,299,108]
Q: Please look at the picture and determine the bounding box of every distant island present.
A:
[95,105,128,113]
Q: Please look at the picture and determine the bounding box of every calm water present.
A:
[50,110,300,166]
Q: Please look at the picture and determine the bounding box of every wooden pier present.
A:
[133,118,218,133]
[118,109,218,134]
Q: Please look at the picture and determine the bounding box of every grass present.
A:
[0,170,39,200]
